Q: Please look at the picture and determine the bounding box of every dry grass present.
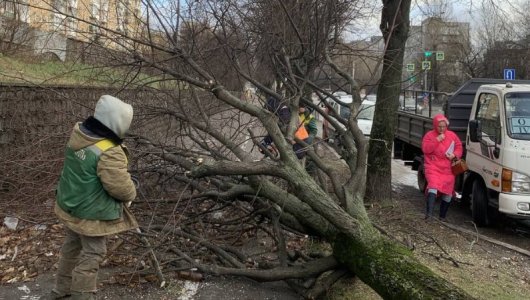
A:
[369,180,530,300]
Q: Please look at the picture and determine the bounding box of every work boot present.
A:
[439,200,451,221]
[424,192,436,220]
[55,257,78,296]
[70,292,96,300]
[39,290,70,300]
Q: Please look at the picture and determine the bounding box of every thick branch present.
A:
[172,246,339,281]
[190,160,286,179]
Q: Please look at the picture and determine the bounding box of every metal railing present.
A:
[399,89,452,118]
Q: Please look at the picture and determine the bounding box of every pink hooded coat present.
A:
[421,114,463,195]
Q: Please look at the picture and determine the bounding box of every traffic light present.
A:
[424,51,433,57]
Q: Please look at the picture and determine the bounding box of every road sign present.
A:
[504,69,516,80]
[406,64,415,72]
[436,52,444,61]
[422,61,431,70]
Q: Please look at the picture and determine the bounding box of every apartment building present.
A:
[0,0,142,59]
[404,17,471,92]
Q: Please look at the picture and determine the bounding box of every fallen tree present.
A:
[9,0,476,298]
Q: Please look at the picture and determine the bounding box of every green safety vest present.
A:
[56,139,122,220]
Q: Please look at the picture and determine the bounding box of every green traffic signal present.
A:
[424,51,433,57]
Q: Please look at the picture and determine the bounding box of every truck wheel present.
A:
[417,164,427,193]
[471,180,490,227]
[393,139,403,159]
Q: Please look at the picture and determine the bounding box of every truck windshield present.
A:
[505,93,530,140]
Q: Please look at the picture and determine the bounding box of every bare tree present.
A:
[5,0,477,298]
[366,0,413,201]
[422,0,530,81]
[0,0,35,56]
[475,0,530,79]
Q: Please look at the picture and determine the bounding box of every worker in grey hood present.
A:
[82,94,133,143]
[42,95,137,300]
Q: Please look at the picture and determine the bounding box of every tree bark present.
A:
[366,0,412,201]
[332,227,475,299]
[188,161,476,298]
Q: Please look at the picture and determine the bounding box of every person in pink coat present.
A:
[421,114,463,220]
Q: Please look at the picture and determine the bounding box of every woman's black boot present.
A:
[439,200,450,220]
[425,192,436,219]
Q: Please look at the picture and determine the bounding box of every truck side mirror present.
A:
[469,120,481,142]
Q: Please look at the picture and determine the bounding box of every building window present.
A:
[53,13,65,30]
[100,1,108,25]
[66,0,78,36]
[51,0,67,30]
[90,1,100,21]
[116,1,126,33]
[0,0,29,22]
[88,0,102,38]
[67,0,77,16]
[0,1,16,18]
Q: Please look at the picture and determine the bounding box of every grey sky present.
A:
[348,0,527,42]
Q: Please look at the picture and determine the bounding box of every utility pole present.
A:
[423,69,428,91]
[422,50,433,91]
[431,56,436,92]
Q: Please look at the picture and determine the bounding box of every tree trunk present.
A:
[332,227,475,299]
[259,165,475,299]
[366,0,411,201]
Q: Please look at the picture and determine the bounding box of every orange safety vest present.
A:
[294,116,309,140]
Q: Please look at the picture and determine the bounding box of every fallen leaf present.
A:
[0,236,10,246]
[7,277,19,283]
[144,274,158,282]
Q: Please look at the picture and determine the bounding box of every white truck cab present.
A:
[467,83,530,223]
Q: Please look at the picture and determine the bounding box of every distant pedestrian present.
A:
[421,114,462,221]
[259,97,318,160]
[298,104,318,145]
[260,96,290,158]
[293,104,318,159]
[42,95,137,300]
